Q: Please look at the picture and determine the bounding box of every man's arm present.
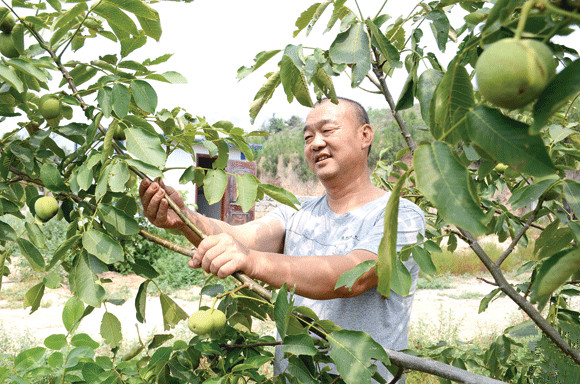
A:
[139,179,285,253]
[192,233,378,300]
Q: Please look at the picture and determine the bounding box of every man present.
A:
[140,97,425,382]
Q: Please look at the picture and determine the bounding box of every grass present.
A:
[432,238,536,276]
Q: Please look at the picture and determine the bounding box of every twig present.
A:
[496,199,544,266]
[222,341,283,350]
[477,277,499,286]
[458,229,580,365]
[388,367,404,384]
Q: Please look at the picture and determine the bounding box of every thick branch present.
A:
[387,349,505,384]
[458,229,580,365]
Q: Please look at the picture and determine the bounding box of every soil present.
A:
[0,272,526,349]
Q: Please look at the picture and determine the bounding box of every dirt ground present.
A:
[0,272,530,350]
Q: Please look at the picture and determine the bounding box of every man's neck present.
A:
[322,171,385,215]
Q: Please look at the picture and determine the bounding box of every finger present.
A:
[139,178,151,197]
[145,188,165,221]
[188,255,201,269]
[140,181,159,211]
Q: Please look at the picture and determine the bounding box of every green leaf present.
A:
[14,347,46,370]
[562,180,580,219]
[48,234,81,270]
[125,158,163,179]
[135,280,149,323]
[335,259,375,291]
[44,334,67,350]
[366,18,401,67]
[479,288,501,314]
[159,293,188,331]
[288,356,318,384]
[274,284,293,338]
[413,141,487,236]
[391,258,412,296]
[158,71,187,84]
[40,163,67,192]
[0,64,24,92]
[82,229,124,264]
[17,238,46,272]
[113,0,158,19]
[203,169,228,205]
[98,86,113,118]
[530,248,580,309]
[126,126,166,168]
[112,83,131,118]
[411,246,436,275]
[69,252,106,307]
[94,2,138,36]
[329,22,371,87]
[23,282,45,314]
[237,50,281,80]
[100,312,122,348]
[293,2,329,37]
[280,55,313,107]
[416,69,444,124]
[531,59,580,134]
[62,296,86,333]
[467,106,556,177]
[0,219,17,241]
[250,71,281,121]
[508,176,558,210]
[137,14,162,41]
[283,334,317,356]
[259,183,300,210]
[312,66,338,103]
[231,355,273,373]
[429,58,473,144]
[327,330,389,384]
[75,163,94,191]
[377,172,407,297]
[120,33,147,57]
[234,174,259,212]
[108,161,130,193]
[25,222,45,249]
[98,204,139,236]
[426,10,450,52]
[130,80,157,114]
[483,0,519,31]
[8,58,48,83]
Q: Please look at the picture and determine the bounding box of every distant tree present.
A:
[263,114,286,133]
[286,115,304,130]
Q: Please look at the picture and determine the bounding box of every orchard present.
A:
[0,1,579,383]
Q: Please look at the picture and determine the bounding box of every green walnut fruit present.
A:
[0,8,15,34]
[188,310,214,335]
[209,309,227,332]
[494,163,509,173]
[34,196,59,223]
[39,97,62,119]
[0,33,18,58]
[475,38,557,110]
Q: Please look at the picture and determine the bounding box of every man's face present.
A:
[303,100,366,182]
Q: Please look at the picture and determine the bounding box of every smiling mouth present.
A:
[315,154,330,163]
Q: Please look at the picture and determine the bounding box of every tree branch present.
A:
[458,229,580,365]
[496,199,544,266]
[386,349,506,384]
[370,49,417,152]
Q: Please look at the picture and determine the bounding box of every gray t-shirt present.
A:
[267,192,425,382]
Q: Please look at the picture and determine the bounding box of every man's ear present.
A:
[360,124,374,150]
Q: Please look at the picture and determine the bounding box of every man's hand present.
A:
[139,178,188,229]
[189,233,253,279]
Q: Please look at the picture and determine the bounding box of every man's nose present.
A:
[310,133,325,150]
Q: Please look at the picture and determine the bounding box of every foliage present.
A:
[1,0,579,383]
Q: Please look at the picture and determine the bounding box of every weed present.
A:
[416,273,454,290]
